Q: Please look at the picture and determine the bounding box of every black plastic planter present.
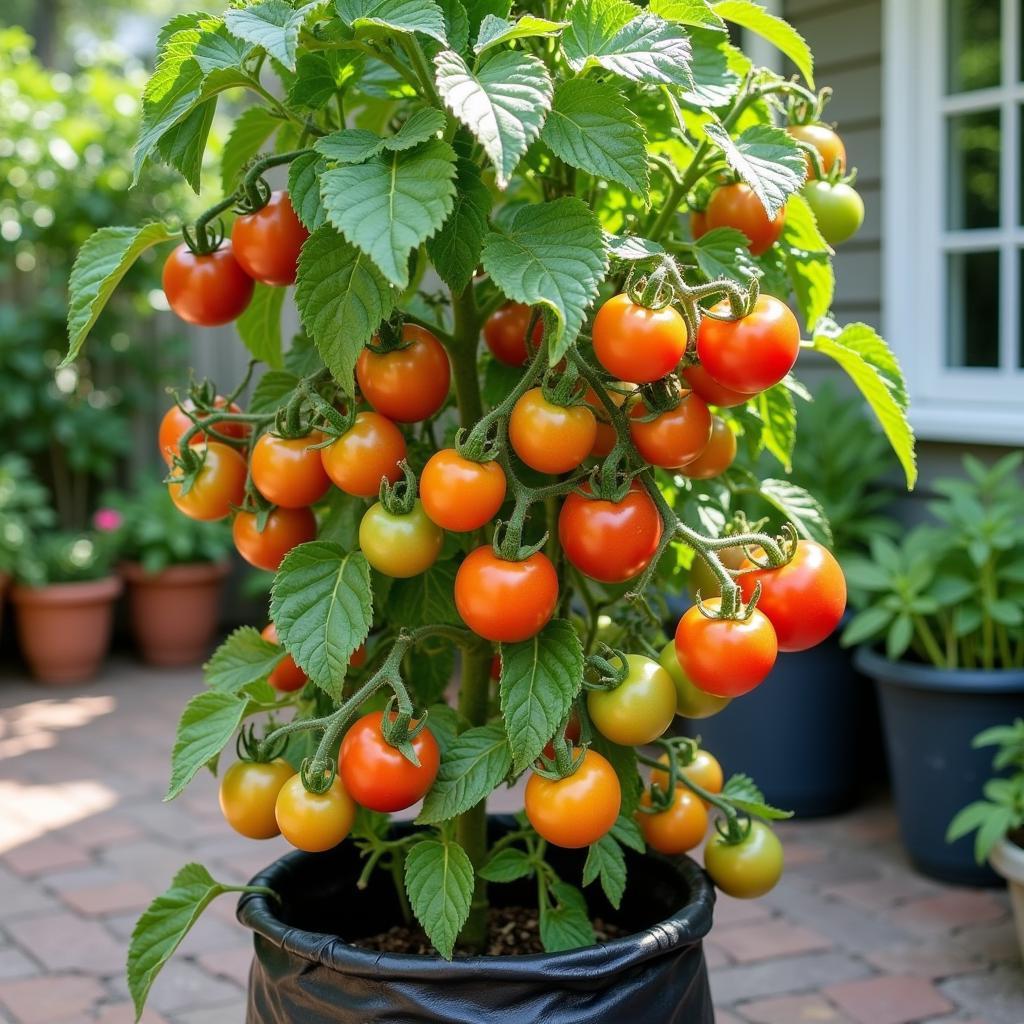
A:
[237,817,715,1024]
[857,646,1024,886]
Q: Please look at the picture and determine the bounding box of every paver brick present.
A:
[891,892,1009,933]
[736,992,857,1023]
[939,966,1024,1024]
[0,974,105,1024]
[862,944,984,980]
[712,952,873,1005]
[58,879,154,916]
[711,922,833,964]
[0,949,38,982]
[2,838,92,878]
[4,913,123,975]
[196,947,253,989]
[824,975,956,1024]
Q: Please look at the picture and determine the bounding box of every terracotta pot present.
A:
[11,576,123,684]
[121,561,229,667]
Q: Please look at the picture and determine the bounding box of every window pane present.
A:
[947,251,1000,367]
[946,109,1001,229]
[946,0,1001,93]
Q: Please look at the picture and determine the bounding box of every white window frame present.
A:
[884,0,1024,444]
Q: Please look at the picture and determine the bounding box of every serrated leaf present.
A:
[589,732,642,814]
[204,626,285,693]
[713,0,814,86]
[692,226,755,283]
[289,51,362,109]
[390,561,462,626]
[337,0,448,42]
[250,370,301,413]
[128,864,234,1019]
[610,814,645,852]
[157,97,216,192]
[224,0,314,69]
[405,838,474,959]
[236,283,285,368]
[435,48,553,189]
[287,152,328,233]
[648,0,725,29]
[474,13,569,53]
[583,833,627,908]
[541,79,649,198]
[563,0,693,87]
[166,691,249,800]
[294,227,398,394]
[756,384,795,471]
[316,488,364,551]
[269,542,373,699]
[606,232,664,261]
[408,639,456,706]
[65,224,177,365]
[673,26,739,107]
[194,22,252,73]
[479,847,535,882]
[316,109,448,164]
[759,478,833,546]
[782,191,830,254]
[427,156,492,293]
[481,197,608,362]
[418,722,512,823]
[438,0,472,51]
[812,323,917,489]
[704,122,805,219]
[221,107,279,193]
[539,881,595,952]
[499,620,584,773]
[320,138,457,287]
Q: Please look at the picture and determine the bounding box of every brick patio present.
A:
[0,659,1021,1024]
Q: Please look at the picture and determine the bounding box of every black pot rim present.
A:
[855,644,1024,693]
[237,846,714,984]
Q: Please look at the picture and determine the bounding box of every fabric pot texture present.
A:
[238,817,715,1024]
[11,576,122,684]
[857,646,1024,886]
[990,835,1024,962]
[121,561,229,666]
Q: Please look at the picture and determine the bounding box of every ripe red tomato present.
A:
[706,184,785,256]
[592,294,687,384]
[704,821,784,898]
[251,432,331,509]
[455,546,558,642]
[508,389,596,474]
[158,397,248,464]
[658,642,730,719]
[558,483,662,583]
[320,412,406,498]
[638,787,708,855]
[484,303,542,366]
[350,643,367,669]
[788,123,846,178]
[674,598,777,698]
[168,442,247,522]
[162,242,254,326]
[233,506,317,572]
[651,749,724,799]
[231,190,309,286]
[339,711,440,812]
[262,622,307,692]
[681,364,750,409]
[525,748,621,848]
[219,758,294,839]
[359,500,443,578]
[356,325,451,423]
[587,653,677,746]
[681,416,737,479]
[690,210,708,240]
[420,449,506,532]
[274,773,356,852]
[584,383,629,457]
[696,295,800,396]
[738,540,847,652]
[629,393,712,469]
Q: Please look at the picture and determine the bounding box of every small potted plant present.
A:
[105,481,233,666]
[10,529,121,684]
[948,719,1024,958]
[845,453,1024,884]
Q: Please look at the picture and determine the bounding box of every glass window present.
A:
[947,250,1000,367]
[946,109,1001,230]
[946,0,1002,93]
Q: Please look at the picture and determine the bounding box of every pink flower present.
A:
[93,507,123,532]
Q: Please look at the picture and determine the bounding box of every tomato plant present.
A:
[71,2,920,990]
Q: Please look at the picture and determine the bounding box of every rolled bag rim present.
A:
[237,837,715,985]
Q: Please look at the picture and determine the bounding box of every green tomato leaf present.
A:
[434,48,553,189]
[589,732,642,814]
[539,880,596,952]
[193,22,253,73]
[269,542,373,700]
[474,13,569,53]
[289,51,362,109]
[127,864,237,1019]
[316,489,365,551]
[288,152,329,233]
[499,619,584,773]
[481,197,608,363]
[316,109,448,163]
[647,0,724,29]
[390,561,462,626]
[405,838,475,959]
[704,122,806,219]
[610,814,646,852]
[204,626,286,693]
[156,98,216,193]
[563,0,693,87]
[673,26,739,108]
[756,383,796,471]
[582,833,627,908]
[541,79,650,198]
[166,691,250,800]
[236,283,285,368]
[479,847,535,882]
[606,232,665,262]
[758,478,833,546]
[250,370,302,413]
[427,156,493,293]
[713,0,814,86]
[224,0,318,69]
[418,722,512,823]
[408,638,456,706]
[320,138,457,287]
[692,226,755,283]
[221,106,279,193]
[337,0,448,43]
[294,226,399,394]
[65,224,178,367]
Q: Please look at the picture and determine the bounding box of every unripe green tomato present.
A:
[587,653,677,745]
[359,500,443,578]
[803,181,864,246]
[704,821,784,899]
[659,641,731,719]
[689,546,746,601]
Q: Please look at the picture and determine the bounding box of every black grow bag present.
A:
[238,817,715,1024]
